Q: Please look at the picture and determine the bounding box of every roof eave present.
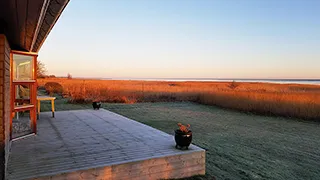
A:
[31,0,70,52]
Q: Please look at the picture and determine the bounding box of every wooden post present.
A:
[32,84,37,134]
[9,53,13,140]
[33,55,37,133]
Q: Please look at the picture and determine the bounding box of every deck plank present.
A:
[7,109,205,180]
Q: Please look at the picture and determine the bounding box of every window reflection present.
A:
[13,54,34,81]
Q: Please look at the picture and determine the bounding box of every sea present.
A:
[102,78,320,85]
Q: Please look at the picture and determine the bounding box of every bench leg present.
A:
[37,100,40,120]
[51,100,55,118]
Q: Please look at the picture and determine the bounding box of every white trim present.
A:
[12,133,36,142]
[30,0,51,52]
[34,0,70,52]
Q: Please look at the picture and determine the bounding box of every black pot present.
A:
[92,102,101,110]
[174,130,192,150]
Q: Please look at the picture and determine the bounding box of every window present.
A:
[10,51,38,139]
[13,54,34,81]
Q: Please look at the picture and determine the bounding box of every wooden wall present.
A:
[0,34,11,180]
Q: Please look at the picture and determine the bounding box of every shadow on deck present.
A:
[7,109,205,180]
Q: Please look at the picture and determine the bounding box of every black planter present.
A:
[92,102,101,110]
[174,130,192,150]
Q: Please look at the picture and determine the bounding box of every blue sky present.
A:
[39,0,320,79]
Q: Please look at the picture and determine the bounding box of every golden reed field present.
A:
[38,78,320,120]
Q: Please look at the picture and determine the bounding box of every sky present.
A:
[39,0,320,79]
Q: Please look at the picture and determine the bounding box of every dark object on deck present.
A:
[175,130,192,150]
[92,102,101,110]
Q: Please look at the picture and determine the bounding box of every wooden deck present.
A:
[7,109,205,180]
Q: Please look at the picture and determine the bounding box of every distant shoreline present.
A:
[100,78,320,85]
[51,77,320,85]
[106,78,320,81]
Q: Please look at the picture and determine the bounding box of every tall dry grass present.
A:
[38,78,320,120]
[199,91,320,120]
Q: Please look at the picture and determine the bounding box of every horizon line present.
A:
[52,76,320,81]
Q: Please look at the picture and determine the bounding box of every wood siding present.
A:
[0,34,11,180]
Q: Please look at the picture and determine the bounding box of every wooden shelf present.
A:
[14,104,35,112]
[13,80,36,84]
